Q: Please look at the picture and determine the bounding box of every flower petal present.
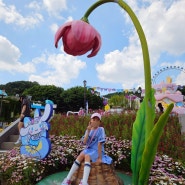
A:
[87,33,101,58]
[72,20,96,43]
[54,21,72,48]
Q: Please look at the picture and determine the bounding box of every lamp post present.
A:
[83,80,87,114]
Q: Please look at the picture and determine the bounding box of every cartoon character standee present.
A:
[20,103,53,159]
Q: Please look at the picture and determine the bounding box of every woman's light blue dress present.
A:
[81,127,112,164]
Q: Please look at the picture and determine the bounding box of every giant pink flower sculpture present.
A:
[55,20,101,58]
[54,1,174,184]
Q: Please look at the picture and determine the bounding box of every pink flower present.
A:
[55,20,101,58]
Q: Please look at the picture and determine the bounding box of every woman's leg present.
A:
[66,153,85,180]
[81,154,91,184]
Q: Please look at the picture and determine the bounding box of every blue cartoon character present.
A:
[20,103,53,159]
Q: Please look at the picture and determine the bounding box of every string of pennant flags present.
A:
[86,86,142,95]
[87,86,124,93]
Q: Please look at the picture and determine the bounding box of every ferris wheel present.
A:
[152,65,185,84]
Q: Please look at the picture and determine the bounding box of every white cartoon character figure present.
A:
[20,103,53,159]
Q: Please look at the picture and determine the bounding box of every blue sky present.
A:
[0,0,185,95]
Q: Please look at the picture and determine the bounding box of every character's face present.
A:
[28,124,41,135]
[20,117,45,137]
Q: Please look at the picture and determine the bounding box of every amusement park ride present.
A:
[152,65,185,84]
[152,66,185,115]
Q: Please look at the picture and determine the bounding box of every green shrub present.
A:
[50,112,185,162]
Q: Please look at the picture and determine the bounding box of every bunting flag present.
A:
[86,86,144,97]
[87,86,124,93]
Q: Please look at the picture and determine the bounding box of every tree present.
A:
[23,84,64,104]
[86,90,104,110]
[108,94,128,108]
[59,86,104,113]
[0,97,20,122]
[0,81,104,114]
[59,86,84,112]
[0,81,39,96]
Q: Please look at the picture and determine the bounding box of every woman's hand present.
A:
[83,122,92,144]
[20,113,24,119]
[96,157,102,164]
[87,122,92,132]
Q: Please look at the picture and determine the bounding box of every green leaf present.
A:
[131,89,155,185]
[138,103,174,185]
[131,99,146,185]
[145,89,156,140]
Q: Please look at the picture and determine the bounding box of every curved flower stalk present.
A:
[54,0,174,184]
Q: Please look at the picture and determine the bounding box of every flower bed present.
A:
[0,135,184,185]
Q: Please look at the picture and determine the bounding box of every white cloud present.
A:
[138,0,185,62]
[50,16,73,34]
[50,23,59,34]
[43,0,67,18]
[96,44,144,89]
[27,1,41,11]
[65,16,73,22]
[0,0,43,29]
[29,52,86,86]
[0,36,35,73]
[176,72,185,86]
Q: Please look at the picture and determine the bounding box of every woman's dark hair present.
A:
[20,94,26,98]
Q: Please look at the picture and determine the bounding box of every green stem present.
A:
[82,0,152,139]
[83,0,115,21]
